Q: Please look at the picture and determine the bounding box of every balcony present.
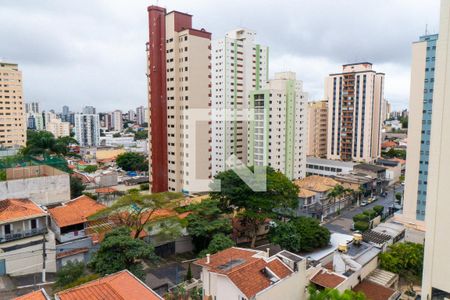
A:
[0,227,47,243]
[59,229,86,243]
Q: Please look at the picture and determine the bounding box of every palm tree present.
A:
[328,185,352,214]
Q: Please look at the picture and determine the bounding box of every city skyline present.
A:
[0,0,440,112]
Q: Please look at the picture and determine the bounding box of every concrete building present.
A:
[147,6,211,194]
[25,102,40,114]
[307,100,328,158]
[82,106,96,115]
[0,165,70,205]
[127,109,136,122]
[0,199,56,276]
[74,113,100,147]
[326,63,385,162]
[248,72,307,180]
[422,0,450,297]
[26,112,44,130]
[401,34,438,228]
[0,62,26,148]
[306,157,355,177]
[46,118,71,138]
[211,28,269,176]
[136,105,145,125]
[112,110,123,131]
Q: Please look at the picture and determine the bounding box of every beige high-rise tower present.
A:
[307,100,328,158]
[325,63,384,162]
[422,0,450,298]
[0,62,26,148]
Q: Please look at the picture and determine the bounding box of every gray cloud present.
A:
[0,0,440,112]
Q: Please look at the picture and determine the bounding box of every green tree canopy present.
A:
[268,217,330,252]
[90,191,183,239]
[54,261,85,291]
[70,176,86,198]
[84,165,98,173]
[199,234,235,257]
[134,130,148,141]
[116,152,148,172]
[89,227,158,279]
[22,131,78,158]
[379,242,424,283]
[184,198,232,252]
[308,286,366,300]
[210,167,299,247]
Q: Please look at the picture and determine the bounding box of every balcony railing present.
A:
[0,227,47,243]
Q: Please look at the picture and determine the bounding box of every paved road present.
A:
[324,184,404,234]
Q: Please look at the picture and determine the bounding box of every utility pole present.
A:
[42,232,46,283]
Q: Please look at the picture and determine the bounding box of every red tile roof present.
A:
[195,247,293,299]
[55,270,162,300]
[49,195,106,228]
[56,247,89,259]
[381,141,397,149]
[14,289,49,300]
[95,187,118,194]
[311,270,345,288]
[0,199,46,224]
[353,280,397,300]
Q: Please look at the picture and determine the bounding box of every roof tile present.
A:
[0,199,46,224]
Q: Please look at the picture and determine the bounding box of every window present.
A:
[31,219,37,229]
[4,224,11,235]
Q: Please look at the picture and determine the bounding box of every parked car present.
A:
[381,192,387,197]
[361,200,368,206]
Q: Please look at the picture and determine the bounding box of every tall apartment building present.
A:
[211,28,269,175]
[147,6,211,193]
[127,109,136,122]
[326,63,384,162]
[74,113,100,147]
[422,0,450,297]
[25,102,40,114]
[136,106,145,125]
[82,106,96,115]
[307,100,328,158]
[112,110,123,131]
[0,62,26,148]
[402,34,438,226]
[247,72,307,180]
[46,118,71,138]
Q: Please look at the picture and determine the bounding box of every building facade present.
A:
[326,63,384,162]
[402,34,438,225]
[25,102,40,114]
[136,105,145,125]
[422,0,450,297]
[82,106,96,115]
[147,6,211,194]
[112,110,123,131]
[248,72,307,180]
[46,118,71,138]
[211,28,269,176]
[0,62,26,148]
[74,113,100,147]
[307,100,328,158]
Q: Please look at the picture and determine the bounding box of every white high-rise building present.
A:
[422,0,450,298]
[46,119,71,138]
[74,114,100,147]
[25,102,40,114]
[211,28,269,176]
[82,106,96,115]
[326,63,385,162]
[112,110,123,131]
[127,109,136,122]
[136,106,145,125]
[247,72,307,180]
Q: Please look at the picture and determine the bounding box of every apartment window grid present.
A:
[353,75,360,157]
[360,75,367,157]
[337,77,342,156]
[416,35,438,220]
[331,78,337,155]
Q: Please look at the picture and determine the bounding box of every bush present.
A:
[380,242,424,283]
[373,205,384,216]
[62,274,100,290]
[363,209,376,218]
[354,221,369,232]
[140,183,149,191]
[199,234,235,257]
[54,261,85,291]
[84,165,97,173]
[353,213,369,223]
[396,193,402,202]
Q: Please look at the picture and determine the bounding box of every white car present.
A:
[360,200,368,206]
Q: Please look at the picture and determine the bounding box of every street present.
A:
[324,183,404,234]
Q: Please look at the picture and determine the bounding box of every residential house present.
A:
[0,165,70,205]
[353,163,388,194]
[0,199,56,276]
[54,269,163,300]
[195,247,309,300]
[13,288,51,300]
[48,195,106,269]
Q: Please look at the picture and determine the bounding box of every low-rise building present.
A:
[195,247,309,300]
[0,165,71,206]
[0,199,56,276]
[48,195,106,269]
[13,288,51,300]
[353,163,388,194]
[54,269,163,300]
[306,157,355,177]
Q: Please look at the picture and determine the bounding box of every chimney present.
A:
[206,254,210,264]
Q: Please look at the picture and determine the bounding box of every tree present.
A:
[22,131,78,158]
[90,191,183,239]
[268,217,330,252]
[116,152,148,172]
[328,185,352,213]
[210,167,299,247]
[112,132,121,138]
[308,286,366,300]
[134,130,148,141]
[185,263,193,281]
[84,165,97,173]
[395,193,402,202]
[70,176,86,198]
[54,261,85,291]
[184,198,232,252]
[379,242,424,283]
[373,205,384,216]
[199,234,235,257]
[89,227,158,279]
[140,183,149,191]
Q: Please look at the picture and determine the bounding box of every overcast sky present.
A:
[0,0,440,112]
